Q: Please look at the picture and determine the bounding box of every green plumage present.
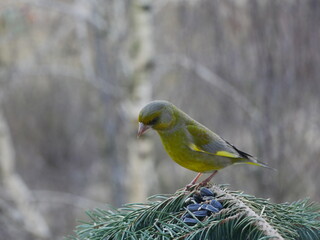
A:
[138,100,271,174]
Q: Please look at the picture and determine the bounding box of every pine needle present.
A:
[67,185,320,240]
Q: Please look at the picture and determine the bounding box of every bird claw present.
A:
[185,183,197,191]
[198,180,212,188]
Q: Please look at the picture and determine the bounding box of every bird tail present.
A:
[228,143,276,171]
[242,159,276,171]
[233,149,276,171]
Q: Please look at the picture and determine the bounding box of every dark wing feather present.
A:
[223,139,254,159]
[186,124,242,158]
[186,124,273,169]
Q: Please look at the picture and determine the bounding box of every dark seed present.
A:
[202,204,219,213]
[186,204,201,212]
[181,213,192,219]
[193,210,208,218]
[210,199,223,210]
[183,217,198,226]
[193,193,203,203]
[199,204,218,213]
[200,187,215,197]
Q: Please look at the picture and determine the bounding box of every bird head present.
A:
[137,100,177,137]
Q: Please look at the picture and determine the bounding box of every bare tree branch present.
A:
[156,55,263,124]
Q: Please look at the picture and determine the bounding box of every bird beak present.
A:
[137,122,150,138]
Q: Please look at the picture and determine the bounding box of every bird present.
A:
[137,100,273,187]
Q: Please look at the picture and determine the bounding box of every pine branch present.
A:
[67,185,320,240]
[211,185,283,240]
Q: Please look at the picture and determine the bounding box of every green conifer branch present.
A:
[211,185,283,239]
[67,185,320,240]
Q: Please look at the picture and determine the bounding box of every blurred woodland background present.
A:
[0,0,320,239]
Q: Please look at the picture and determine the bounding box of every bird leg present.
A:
[190,172,203,185]
[199,170,218,186]
[185,171,218,190]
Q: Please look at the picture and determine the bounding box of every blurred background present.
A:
[0,0,319,239]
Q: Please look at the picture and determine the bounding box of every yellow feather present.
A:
[189,144,238,158]
[188,143,204,152]
[215,151,238,158]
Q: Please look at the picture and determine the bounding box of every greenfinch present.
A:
[137,100,272,185]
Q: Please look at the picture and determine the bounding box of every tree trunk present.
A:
[126,0,156,202]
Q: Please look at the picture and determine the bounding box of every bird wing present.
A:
[186,124,244,159]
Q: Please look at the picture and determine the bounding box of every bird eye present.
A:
[148,117,159,125]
